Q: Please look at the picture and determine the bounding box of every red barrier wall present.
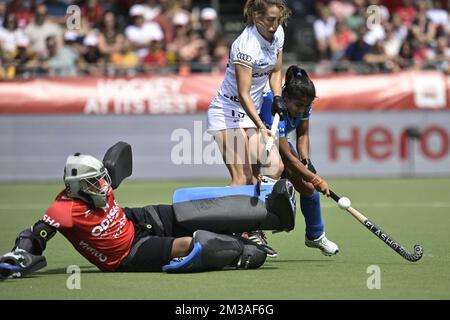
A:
[0,71,448,114]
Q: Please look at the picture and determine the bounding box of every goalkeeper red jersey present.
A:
[42,188,134,271]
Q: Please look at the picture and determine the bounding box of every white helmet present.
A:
[63,153,111,208]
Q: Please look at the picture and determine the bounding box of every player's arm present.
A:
[278,137,329,195]
[0,221,57,279]
[269,50,283,97]
[235,64,266,129]
[296,119,310,160]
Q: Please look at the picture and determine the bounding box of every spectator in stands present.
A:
[125,4,164,59]
[329,19,355,62]
[395,0,417,28]
[426,0,449,35]
[81,0,105,29]
[179,28,211,73]
[143,0,162,23]
[427,35,450,72]
[343,26,372,63]
[383,22,403,58]
[199,7,228,73]
[97,11,125,61]
[41,35,78,77]
[313,5,336,60]
[110,39,139,75]
[80,33,104,76]
[4,0,32,28]
[166,11,191,69]
[414,38,435,68]
[14,35,40,77]
[200,7,220,56]
[43,0,68,24]
[364,39,398,72]
[345,0,366,31]
[329,0,355,21]
[0,12,28,55]
[25,4,63,56]
[411,1,437,45]
[397,38,414,69]
[143,38,169,73]
[390,12,408,44]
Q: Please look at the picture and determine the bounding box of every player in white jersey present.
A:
[207,0,291,187]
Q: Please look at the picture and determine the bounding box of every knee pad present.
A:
[236,241,267,270]
[266,179,296,231]
[162,230,267,273]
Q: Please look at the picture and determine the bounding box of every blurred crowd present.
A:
[0,0,228,79]
[0,0,448,79]
[310,0,449,73]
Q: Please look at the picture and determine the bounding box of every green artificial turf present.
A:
[1,178,449,300]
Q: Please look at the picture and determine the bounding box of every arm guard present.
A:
[14,221,57,256]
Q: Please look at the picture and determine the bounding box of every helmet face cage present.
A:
[80,169,111,198]
[77,169,111,208]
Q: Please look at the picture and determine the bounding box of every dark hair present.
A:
[282,65,316,103]
[243,0,291,26]
[3,13,18,30]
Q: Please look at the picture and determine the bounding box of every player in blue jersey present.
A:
[259,65,339,256]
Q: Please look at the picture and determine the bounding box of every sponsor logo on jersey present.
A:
[79,241,108,262]
[236,52,252,62]
[254,60,269,67]
[252,71,272,78]
[42,214,61,228]
[91,203,120,237]
[223,93,240,103]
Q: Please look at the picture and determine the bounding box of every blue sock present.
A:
[300,192,324,240]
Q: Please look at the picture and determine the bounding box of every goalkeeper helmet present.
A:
[63,153,111,208]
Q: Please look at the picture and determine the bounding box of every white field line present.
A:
[0,201,450,210]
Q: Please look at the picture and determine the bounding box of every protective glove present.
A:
[0,249,46,280]
[271,96,288,120]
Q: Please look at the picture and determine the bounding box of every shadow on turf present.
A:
[38,267,102,275]
[273,259,335,263]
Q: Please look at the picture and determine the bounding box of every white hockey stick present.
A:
[264,113,280,154]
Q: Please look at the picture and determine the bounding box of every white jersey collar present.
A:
[251,25,273,46]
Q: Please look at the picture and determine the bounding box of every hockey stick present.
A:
[329,190,423,262]
[265,113,280,154]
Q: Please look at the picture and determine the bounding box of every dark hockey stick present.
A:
[329,190,423,262]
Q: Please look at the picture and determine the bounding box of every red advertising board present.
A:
[0,71,448,114]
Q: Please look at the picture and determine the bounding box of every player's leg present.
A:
[246,130,284,257]
[162,230,267,273]
[248,128,284,180]
[171,179,296,234]
[212,128,255,186]
[172,237,193,258]
[283,166,339,256]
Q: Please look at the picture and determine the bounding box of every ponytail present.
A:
[282,65,316,103]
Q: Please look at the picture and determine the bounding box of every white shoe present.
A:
[305,232,339,256]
